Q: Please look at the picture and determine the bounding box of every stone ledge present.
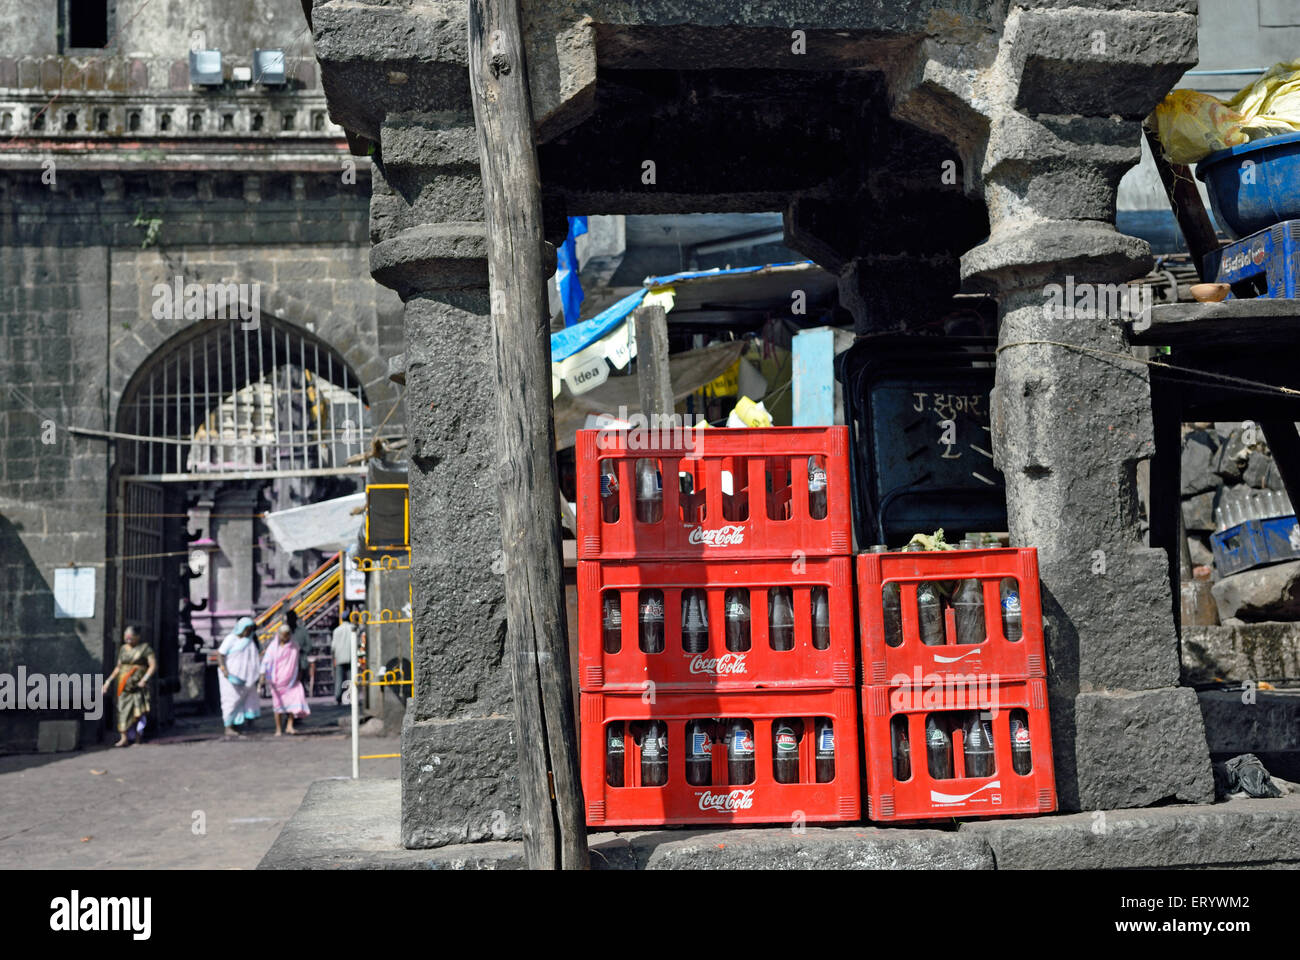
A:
[261,778,1300,870]
[961,792,1300,870]
[258,779,525,870]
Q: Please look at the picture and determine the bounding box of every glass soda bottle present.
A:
[682,589,708,654]
[772,718,801,784]
[769,587,794,651]
[635,458,662,523]
[600,462,619,523]
[685,719,713,786]
[1000,579,1022,642]
[807,456,827,520]
[963,712,995,778]
[727,719,755,784]
[926,715,953,779]
[811,586,831,650]
[815,717,835,783]
[1010,714,1033,774]
[639,590,664,653]
[602,593,622,654]
[871,545,904,647]
[641,720,667,786]
[953,539,986,645]
[606,722,624,787]
[891,716,911,781]
[724,588,751,652]
[904,542,944,646]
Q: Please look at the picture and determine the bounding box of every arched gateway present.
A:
[108,314,373,722]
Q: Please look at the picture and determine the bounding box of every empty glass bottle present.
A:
[905,542,945,646]
[769,587,794,651]
[963,712,996,778]
[811,587,831,650]
[682,589,708,654]
[602,593,622,654]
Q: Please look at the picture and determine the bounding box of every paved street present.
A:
[0,701,400,870]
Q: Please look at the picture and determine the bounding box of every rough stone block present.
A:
[1212,561,1300,623]
[1012,10,1197,118]
[400,715,520,848]
[1183,622,1300,683]
[1182,488,1216,532]
[1182,430,1219,495]
[370,223,488,298]
[1074,688,1215,809]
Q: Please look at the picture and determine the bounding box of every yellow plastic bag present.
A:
[1153,61,1300,165]
[1153,89,1251,165]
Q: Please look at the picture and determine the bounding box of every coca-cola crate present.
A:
[856,547,1046,684]
[582,688,861,827]
[578,556,855,691]
[576,426,852,561]
[860,677,1056,822]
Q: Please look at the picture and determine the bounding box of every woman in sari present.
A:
[217,616,263,737]
[101,626,156,747]
[263,623,310,735]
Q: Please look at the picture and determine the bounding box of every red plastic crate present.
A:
[578,556,856,691]
[856,547,1046,684]
[582,688,861,827]
[576,426,852,561]
[861,677,1056,822]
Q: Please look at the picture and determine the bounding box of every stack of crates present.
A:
[575,426,861,827]
[855,545,1057,821]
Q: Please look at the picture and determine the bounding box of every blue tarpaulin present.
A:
[548,260,815,363]
[550,288,646,362]
[556,216,588,327]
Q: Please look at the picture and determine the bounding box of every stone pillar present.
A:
[955,6,1215,810]
[310,4,518,847]
[377,116,521,848]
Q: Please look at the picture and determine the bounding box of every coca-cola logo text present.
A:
[688,653,748,675]
[697,789,756,812]
[687,525,745,547]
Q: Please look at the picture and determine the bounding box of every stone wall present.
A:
[0,170,400,752]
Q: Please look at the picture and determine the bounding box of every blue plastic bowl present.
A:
[1197,131,1300,239]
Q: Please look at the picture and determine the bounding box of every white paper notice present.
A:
[53,567,96,619]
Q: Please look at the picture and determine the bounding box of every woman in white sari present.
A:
[217,617,263,737]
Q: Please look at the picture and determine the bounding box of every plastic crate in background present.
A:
[575,426,852,561]
[578,556,856,691]
[582,687,860,827]
[1211,516,1300,577]
[861,677,1056,822]
[856,547,1046,684]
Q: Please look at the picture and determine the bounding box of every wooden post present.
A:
[1259,420,1300,515]
[468,0,588,870]
[1143,124,1219,281]
[633,304,674,417]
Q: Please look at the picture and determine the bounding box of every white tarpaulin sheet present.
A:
[264,493,366,553]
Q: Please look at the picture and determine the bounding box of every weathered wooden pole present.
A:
[633,304,674,418]
[467,0,588,870]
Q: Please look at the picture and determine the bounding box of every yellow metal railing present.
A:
[255,550,343,644]
[349,481,414,773]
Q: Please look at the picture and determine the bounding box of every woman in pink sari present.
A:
[262,624,310,735]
